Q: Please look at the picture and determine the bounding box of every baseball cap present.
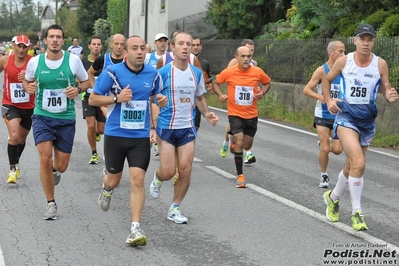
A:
[154,33,168,41]
[15,35,30,46]
[354,24,376,37]
[11,36,17,42]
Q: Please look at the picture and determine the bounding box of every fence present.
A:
[201,38,399,87]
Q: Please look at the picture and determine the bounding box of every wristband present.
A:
[154,96,159,106]
[150,126,156,130]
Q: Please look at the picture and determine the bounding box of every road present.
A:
[0,81,398,265]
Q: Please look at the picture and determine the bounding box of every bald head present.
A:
[235,46,253,70]
[110,33,126,58]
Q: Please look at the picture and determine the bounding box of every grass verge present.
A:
[206,91,399,150]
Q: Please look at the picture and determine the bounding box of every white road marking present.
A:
[206,166,399,253]
[211,107,399,159]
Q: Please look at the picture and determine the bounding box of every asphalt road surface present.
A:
[0,76,398,265]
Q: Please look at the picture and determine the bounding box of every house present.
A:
[40,1,78,30]
[127,0,216,45]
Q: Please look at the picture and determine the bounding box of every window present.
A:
[160,0,165,10]
[141,0,145,15]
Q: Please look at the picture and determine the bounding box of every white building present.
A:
[127,0,216,44]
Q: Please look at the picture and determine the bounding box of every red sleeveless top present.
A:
[2,54,35,109]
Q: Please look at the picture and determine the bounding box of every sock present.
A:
[131,222,140,231]
[321,172,328,177]
[47,199,55,204]
[234,152,244,175]
[7,144,19,165]
[170,203,179,210]
[331,170,348,201]
[17,143,25,162]
[223,140,229,146]
[102,184,114,195]
[246,150,253,156]
[10,165,16,171]
[348,176,364,214]
[92,150,97,155]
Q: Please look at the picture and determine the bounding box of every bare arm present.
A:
[87,66,96,88]
[303,66,325,102]
[156,57,164,70]
[196,94,218,126]
[378,57,399,103]
[0,56,8,73]
[227,58,237,67]
[322,56,346,113]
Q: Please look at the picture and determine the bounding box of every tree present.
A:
[77,0,108,39]
[19,0,39,32]
[57,7,79,39]
[205,0,276,39]
[107,0,126,35]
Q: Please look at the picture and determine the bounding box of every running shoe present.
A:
[173,173,179,186]
[220,144,229,158]
[236,174,246,188]
[89,153,99,164]
[149,171,162,198]
[351,210,368,231]
[244,153,256,164]
[126,228,148,246]
[103,167,108,176]
[15,164,21,179]
[98,192,112,211]
[7,170,18,186]
[167,207,188,224]
[95,132,101,142]
[319,175,329,188]
[323,190,339,222]
[53,171,61,185]
[229,135,235,154]
[43,202,57,220]
[154,144,159,156]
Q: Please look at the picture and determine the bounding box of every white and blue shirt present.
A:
[157,63,206,129]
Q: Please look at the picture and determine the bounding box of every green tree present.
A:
[107,0,126,35]
[20,0,39,32]
[292,0,350,38]
[205,0,275,39]
[77,0,108,39]
[93,18,111,52]
[57,7,79,39]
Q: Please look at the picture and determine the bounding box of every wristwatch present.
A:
[113,95,118,103]
[77,87,82,94]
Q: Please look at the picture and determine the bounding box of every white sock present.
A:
[321,172,328,177]
[348,176,364,214]
[223,140,229,146]
[131,222,140,231]
[331,170,348,201]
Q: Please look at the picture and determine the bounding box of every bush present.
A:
[337,16,361,37]
[366,10,391,30]
[380,14,399,36]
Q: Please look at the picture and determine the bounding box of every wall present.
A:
[270,82,399,136]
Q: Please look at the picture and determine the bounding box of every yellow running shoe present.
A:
[15,164,21,179]
[323,190,339,222]
[7,170,17,185]
[95,132,101,142]
[351,210,368,231]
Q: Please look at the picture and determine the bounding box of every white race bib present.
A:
[42,89,67,113]
[120,100,147,129]
[345,79,371,104]
[235,86,254,105]
[10,83,29,103]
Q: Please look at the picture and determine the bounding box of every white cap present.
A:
[11,36,17,42]
[154,33,168,41]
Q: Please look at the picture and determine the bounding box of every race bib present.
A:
[330,84,341,99]
[10,83,29,103]
[120,100,147,129]
[42,89,67,113]
[345,79,371,104]
[235,86,254,105]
